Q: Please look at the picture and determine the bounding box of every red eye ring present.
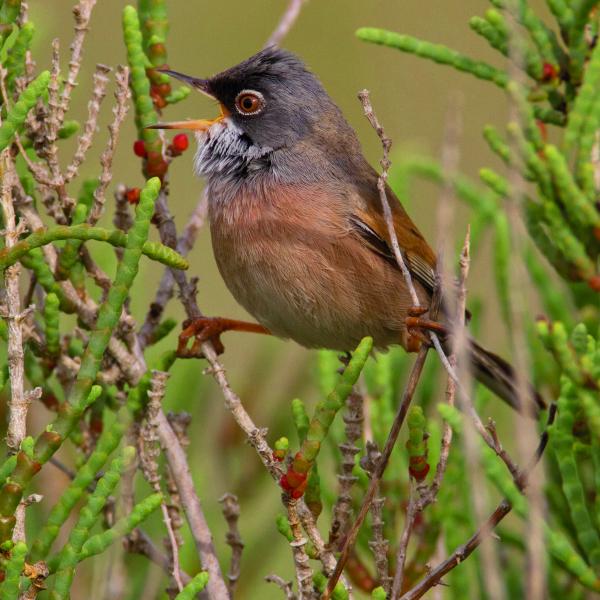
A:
[235,90,265,115]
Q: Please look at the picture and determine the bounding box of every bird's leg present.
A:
[405,306,449,351]
[177,316,271,358]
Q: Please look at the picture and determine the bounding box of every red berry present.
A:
[125,187,141,205]
[542,62,557,82]
[172,133,189,152]
[588,275,600,292]
[133,140,146,158]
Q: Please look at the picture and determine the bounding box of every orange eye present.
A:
[235,90,264,115]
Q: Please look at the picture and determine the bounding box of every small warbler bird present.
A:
[152,47,543,414]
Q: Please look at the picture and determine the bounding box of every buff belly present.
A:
[208,189,428,352]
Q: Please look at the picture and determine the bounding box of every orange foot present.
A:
[177,316,270,358]
[405,307,448,351]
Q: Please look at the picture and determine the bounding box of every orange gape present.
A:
[153,46,544,415]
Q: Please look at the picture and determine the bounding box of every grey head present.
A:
[155,47,359,183]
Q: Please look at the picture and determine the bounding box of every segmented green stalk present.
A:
[0,385,101,543]
[505,122,551,195]
[569,0,599,81]
[30,407,132,561]
[0,224,188,271]
[146,317,177,345]
[0,179,160,544]
[544,144,600,230]
[165,87,191,104]
[492,0,560,69]
[551,377,600,569]
[290,399,321,514]
[138,0,168,56]
[275,513,317,558]
[523,246,572,324]
[406,406,429,481]
[174,572,209,599]
[313,572,349,600]
[122,3,163,181]
[56,180,96,279]
[371,587,387,600]
[0,0,22,35]
[0,71,50,151]
[50,447,136,598]
[505,82,544,150]
[547,0,574,33]
[540,201,597,280]
[283,337,372,496]
[481,8,544,79]
[564,37,600,152]
[19,249,73,313]
[43,293,60,359]
[291,398,310,443]
[537,320,585,385]
[0,541,27,598]
[483,125,510,165]
[78,492,162,561]
[356,28,508,88]
[5,22,34,91]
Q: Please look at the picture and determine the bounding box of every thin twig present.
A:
[358,90,421,308]
[1,151,28,457]
[265,574,297,600]
[65,63,112,183]
[156,410,229,599]
[265,0,308,48]
[89,65,130,225]
[125,529,192,587]
[286,499,315,599]
[391,481,419,596]
[58,0,97,125]
[328,390,362,549]
[219,493,244,597]
[139,370,184,593]
[138,194,208,349]
[362,442,390,593]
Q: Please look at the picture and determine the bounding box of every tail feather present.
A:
[468,339,546,417]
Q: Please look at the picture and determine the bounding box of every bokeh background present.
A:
[23,1,549,597]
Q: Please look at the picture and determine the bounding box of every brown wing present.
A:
[348,165,437,295]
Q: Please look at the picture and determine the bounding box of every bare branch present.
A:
[139,370,184,593]
[219,493,244,596]
[58,0,98,125]
[265,574,297,600]
[65,63,112,183]
[286,499,314,599]
[156,410,229,599]
[1,153,28,456]
[89,65,130,225]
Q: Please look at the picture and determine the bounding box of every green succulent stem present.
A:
[0,71,50,152]
[0,224,188,271]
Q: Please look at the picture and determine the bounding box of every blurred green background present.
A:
[23,1,546,597]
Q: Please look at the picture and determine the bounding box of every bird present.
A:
[151,46,544,414]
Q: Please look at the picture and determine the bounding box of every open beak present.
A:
[146,68,228,132]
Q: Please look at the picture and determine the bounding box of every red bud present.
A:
[133,140,146,158]
[125,187,141,205]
